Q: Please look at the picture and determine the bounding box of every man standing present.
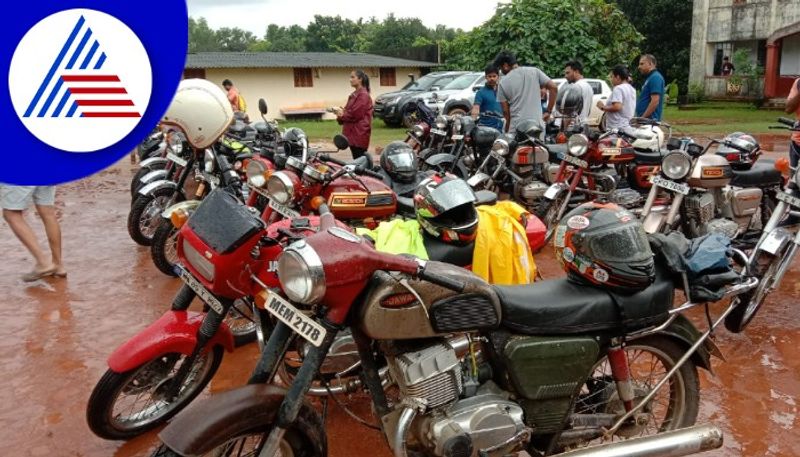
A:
[721,56,735,76]
[785,78,800,167]
[222,79,244,115]
[494,51,558,133]
[1,185,66,282]
[597,65,636,130]
[471,64,504,131]
[562,60,594,123]
[635,54,666,121]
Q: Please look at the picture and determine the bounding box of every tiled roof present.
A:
[186,52,439,69]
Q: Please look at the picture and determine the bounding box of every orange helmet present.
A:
[554,201,655,293]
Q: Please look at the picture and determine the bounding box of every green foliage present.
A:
[215,27,257,52]
[443,0,643,77]
[687,82,705,104]
[666,81,679,104]
[188,18,257,52]
[263,24,308,52]
[365,14,432,53]
[305,15,363,52]
[614,0,692,93]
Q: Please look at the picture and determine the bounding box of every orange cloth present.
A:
[227,87,241,113]
[789,78,800,144]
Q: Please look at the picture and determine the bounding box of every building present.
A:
[184,52,438,120]
[689,0,800,99]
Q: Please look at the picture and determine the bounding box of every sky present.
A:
[186,0,508,37]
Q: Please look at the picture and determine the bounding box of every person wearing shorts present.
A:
[1,185,66,282]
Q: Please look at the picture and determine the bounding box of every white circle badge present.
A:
[8,9,152,152]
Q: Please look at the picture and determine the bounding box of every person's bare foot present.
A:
[21,265,57,282]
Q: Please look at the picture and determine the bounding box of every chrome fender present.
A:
[139,169,168,187]
[467,172,492,189]
[757,227,794,256]
[139,157,168,169]
[138,179,178,197]
[543,182,569,200]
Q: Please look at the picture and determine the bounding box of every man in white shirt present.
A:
[563,61,594,123]
[597,65,636,130]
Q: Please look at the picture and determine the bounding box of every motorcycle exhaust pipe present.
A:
[556,424,723,457]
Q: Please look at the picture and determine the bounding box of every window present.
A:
[380,68,396,86]
[183,68,206,79]
[587,81,602,95]
[294,68,313,87]
[712,42,733,76]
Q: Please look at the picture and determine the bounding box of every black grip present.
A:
[363,168,384,179]
[418,266,466,292]
[779,117,796,127]
[319,154,348,167]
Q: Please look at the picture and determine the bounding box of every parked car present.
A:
[374,71,467,127]
[418,72,485,115]
[551,78,612,126]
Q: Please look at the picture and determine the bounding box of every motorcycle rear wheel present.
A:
[151,220,180,277]
[128,188,182,246]
[724,249,780,333]
[86,347,223,440]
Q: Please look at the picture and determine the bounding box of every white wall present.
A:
[780,34,800,75]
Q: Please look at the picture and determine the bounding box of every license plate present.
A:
[562,154,588,169]
[179,267,224,314]
[431,128,446,136]
[167,152,188,167]
[602,147,621,156]
[451,134,464,140]
[265,292,326,347]
[269,199,301,218]
[652,175,690,195]
[777,191,800,209]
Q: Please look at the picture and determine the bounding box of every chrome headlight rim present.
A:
[277,240,326,305]
[662,151,692,180]
[246,160,268,188]
[567,134,589,157]
[491,138,510,156]
[435,115,448,130]
[168,134,184,155]
[267,171,295,205]
[412,124,425,138]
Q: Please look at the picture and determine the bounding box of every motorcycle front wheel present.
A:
[151,220,180,277]
[724,249,781,333]
[128,188,182,246]
[86,347,223,440]
[130,164,165,200]
[535,193,568,242]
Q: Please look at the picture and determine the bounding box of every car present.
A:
[373,71,467,127]
[550,78,612,126]
[413,72,485,116]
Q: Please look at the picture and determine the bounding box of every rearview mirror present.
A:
[333,134,350,151]
[258,99,268,115]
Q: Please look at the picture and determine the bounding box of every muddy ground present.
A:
[0,149,798,456]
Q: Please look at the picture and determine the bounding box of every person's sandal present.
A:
[21,268,57,282]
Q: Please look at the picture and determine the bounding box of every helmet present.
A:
[515,119,543,143]
[554,202,655,293]
[162,79,233,149]
[471,126,501,153]
[716,132,759,168]
[454,116,476,136]
[283,127,308,156]
[380,141,418,183]
[414,174,478,245]
[555,84,584,117]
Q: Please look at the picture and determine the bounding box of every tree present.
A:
[263,24,308,52]
[215,27,258,52]
[614,0,692,92]
[444,0,643,78]
[366,14,431,53]
[305,15,362,52]
[189,17,219,52]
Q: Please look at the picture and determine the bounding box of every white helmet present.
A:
[161,79,233,149]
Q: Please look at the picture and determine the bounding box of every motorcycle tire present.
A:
[570,336,699,447]
[128,188,183,246]
[151,220,180,277]
[86,346,224,440]
[130,166,159,199]
[534,193,568,243]
[226,299,258,347]
[724,249,781,333]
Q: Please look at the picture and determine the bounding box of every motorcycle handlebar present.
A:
[778,117,797,127]
[417,264,466,293]
[319,154,383,179]
[318,154,347,167]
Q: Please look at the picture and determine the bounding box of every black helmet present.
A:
[555,84,584,117]
[471,126,501,153]
[515,119,542,143]
[283,127,307,156]
[454,116,476,137]
[414,174,478,245]
[554,201,655,293]
[380,141,418,183]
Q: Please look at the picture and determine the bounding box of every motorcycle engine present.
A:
[685,192,740,237]
[387,336,528,457]
[514,180,549,206]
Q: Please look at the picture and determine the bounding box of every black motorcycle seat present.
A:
[494,267,673,335]
[730,160,783,187]
[396,195,416,218]
[475,190,498,206]
[634,149,667,165]
[547,144,568,162]
[423,232,473,267]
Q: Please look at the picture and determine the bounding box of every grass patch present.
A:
[278,118,402,148]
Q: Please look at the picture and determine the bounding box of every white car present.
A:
[551,78,612,126]
[412,72,486,116]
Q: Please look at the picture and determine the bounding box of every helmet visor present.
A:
[429,179,477,213]
[587,224,651,263]
[389,152,416,172]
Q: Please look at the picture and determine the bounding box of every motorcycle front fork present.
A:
[607,341,636,412]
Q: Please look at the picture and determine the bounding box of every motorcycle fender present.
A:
[159,384,326,457]
[631,314,721,373]
[424,152,456,168]
[161,199,202,219]
[139,169,168,186]
[642,206,668,234]
[107,311,234,374]
[759,227,793,255]
[543,182,569,200]
[138,179,178,197]
[139,157,168,169]
[467,172,492,189]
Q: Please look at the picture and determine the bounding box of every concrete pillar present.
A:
[689,0,710,89]
[764,41,781,98]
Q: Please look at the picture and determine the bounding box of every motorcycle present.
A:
[151,202,758,457]
[419,115,475,179]
[724,117,800,332]
[130,129,189,202]
[639,133,782,248]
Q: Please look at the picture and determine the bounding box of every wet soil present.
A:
[0,152,797,456]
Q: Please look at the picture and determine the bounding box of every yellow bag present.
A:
[237,93,247,112]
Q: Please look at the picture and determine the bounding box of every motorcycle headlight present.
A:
[492,138,510,156]
[435,115,447,130]
[267,171,295,204]
[413,124,425,137]
[277,240,326,304]
[567,134,589,157]
[662,151,692,180]
[204,149,215,173]
[246,160,268,188]
[168,133,184,155]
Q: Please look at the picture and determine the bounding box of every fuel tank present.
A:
[687,154,732,188]
[322,175,397,220]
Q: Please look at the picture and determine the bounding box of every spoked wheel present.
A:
[131,164,165,200]
[535,193,568,243]
[151,220,180,276]
[725,249,782,333]
[151,424,321,457]
[567,336,699,447]
[86,347,223,440]
[128,188,182,246]
[277,331,363,396]
[225,299,258,347]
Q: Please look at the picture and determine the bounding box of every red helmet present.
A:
[414,174,478,245]
[554,201,655,293]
